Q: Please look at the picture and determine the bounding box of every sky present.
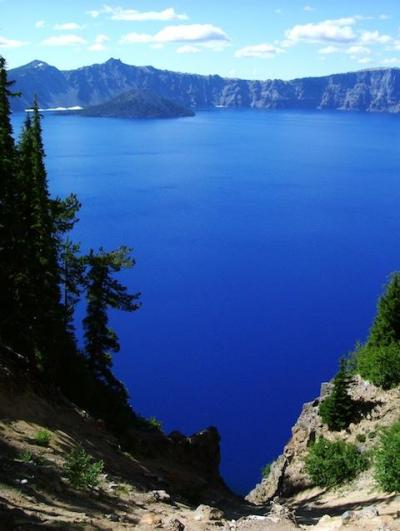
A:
[2,0,400,79]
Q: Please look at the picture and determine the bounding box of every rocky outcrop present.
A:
[247,376,400,505]
[9,59,400,114]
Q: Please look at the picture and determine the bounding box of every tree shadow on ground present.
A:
[0,437,140,528]
[292,493,397,526]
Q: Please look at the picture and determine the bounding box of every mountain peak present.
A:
[105,58,123,65]
[24,60,51,70]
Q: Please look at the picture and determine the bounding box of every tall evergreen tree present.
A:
[83,246,140,382]
[15,100,69,370]
[60,238,86,335]
[368,273,400,347]
[319,360,356,431]
[0,56,24,352]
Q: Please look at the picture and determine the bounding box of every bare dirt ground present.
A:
[1,371,399,530]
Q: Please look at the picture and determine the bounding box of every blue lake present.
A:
[12,109,400,493]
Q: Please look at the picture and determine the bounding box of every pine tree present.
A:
[368,273,400,347]
[60,238,86,335]
[83,247,140,382]
[319,360,356,431]
[0,56,24,353]
[16,100,69,370]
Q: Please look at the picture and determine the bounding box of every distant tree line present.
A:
[0,56,142,430]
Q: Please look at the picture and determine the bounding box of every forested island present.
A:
[76,88,194,119]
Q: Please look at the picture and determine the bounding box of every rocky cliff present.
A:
[247,375,400,528]
[9,59,400,113]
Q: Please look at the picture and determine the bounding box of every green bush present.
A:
[356,343,400,390]
[63,448,104,490]
[374,421,400,492]
[147,416,163,431]
[319,361,357,431]
[19,450,33,463]
[305,438,368,488]
[356,433,366,443]
[34,430,52,447]
[261,463,272,478]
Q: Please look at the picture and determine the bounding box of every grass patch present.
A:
[34,429,52,447]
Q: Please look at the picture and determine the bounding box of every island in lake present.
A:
[75,88,195,119]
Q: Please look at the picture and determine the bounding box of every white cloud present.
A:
[121,24,229,46]
[87,9,102,18]
[87,5,187,22]
[235,43,284,59]
[318,45,341,55]
[318,45,340,54]
[54,22,83,31]
[379,14,390,20]
[319,44,372,60]
[274,9,282,14]
[89,34,110,51]
[35,20,46,29]
[382,57,400,65]
[176,45,201,54]
[346,45,371,55]
[42,35,87,46]
[304,6,315,12]
[360,30,391,44]
[0,35,28,48]
[286,17,358,44]
[357,57,372,65]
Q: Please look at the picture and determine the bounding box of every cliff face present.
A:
[9,59,400,113]
[247,375,400,506]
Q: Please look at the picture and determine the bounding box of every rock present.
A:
[359,505,379,519]
[168,518,185,530]
[315,514,343,530]
[140,512,163,527]
[145,489,171,503]
[341,510,355,524]
[269,501,296,522]
[320,382,333,398]
[105,513,119,522]
[193,504,225,522]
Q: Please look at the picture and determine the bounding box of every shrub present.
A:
[356,343,400,390]
[148,416,162,431]
[374,421,400,492]
[63,448,104,490]
[34,430,52,447]
[19,450,33,463]
[305,438,368,488]
[319,361,357,431]
[356,433,366,443]
[261,463,271,478]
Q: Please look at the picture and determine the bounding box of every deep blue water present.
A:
[11,109,400,493]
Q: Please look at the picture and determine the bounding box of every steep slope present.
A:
[9,58,400,113]
[0,352,302,530]
[247,375,400,529]
[78,88,194,119]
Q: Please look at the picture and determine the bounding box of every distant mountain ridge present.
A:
[9,58,400,113]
